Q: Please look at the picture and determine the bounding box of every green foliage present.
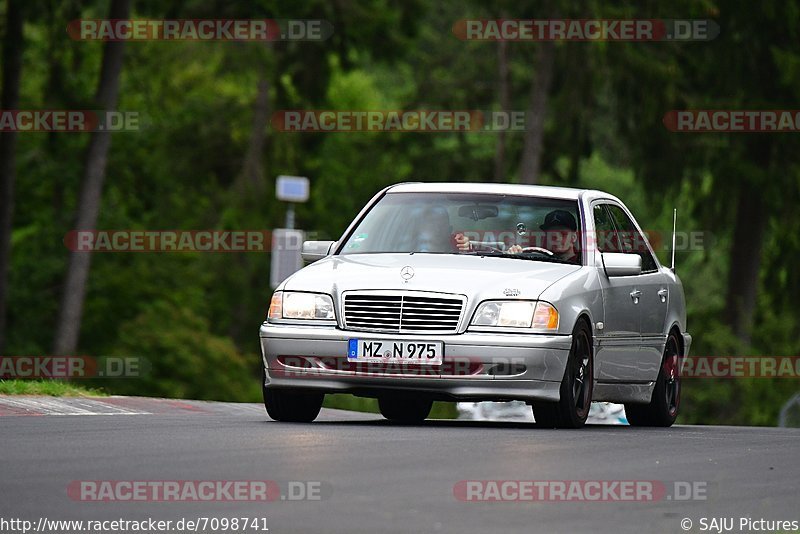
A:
[2,0,798,426]
[100,300,260,402]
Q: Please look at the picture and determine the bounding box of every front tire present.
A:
[262,370,323,422]
[532,320,594,429]
[625,332,681,427]
[378,395,432,424]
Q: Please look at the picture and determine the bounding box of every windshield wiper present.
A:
[466,251,574,264]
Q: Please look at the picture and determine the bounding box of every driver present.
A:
[415,205,458,252]
[507,209,579,262]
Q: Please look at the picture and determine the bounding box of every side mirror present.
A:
[602,252,641,277]
[302,241,336,263]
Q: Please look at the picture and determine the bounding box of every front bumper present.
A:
[259,322,572,403]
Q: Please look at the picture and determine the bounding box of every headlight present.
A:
[268,291,335,321]
[471,301,559,330]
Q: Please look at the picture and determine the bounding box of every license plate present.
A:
[347,339,444,365]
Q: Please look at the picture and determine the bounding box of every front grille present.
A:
[343,292,464,333]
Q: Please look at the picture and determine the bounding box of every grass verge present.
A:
[0,380,107,397]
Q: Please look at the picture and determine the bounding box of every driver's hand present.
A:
[507,244,523,254]
[454,233,471,251]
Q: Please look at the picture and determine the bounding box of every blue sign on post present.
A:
[276,175,310,203]
[271,175,310,287]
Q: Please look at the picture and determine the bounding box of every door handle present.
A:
[658,288,668,302]
[630,290,642,304]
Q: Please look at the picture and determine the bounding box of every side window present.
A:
[593,204,620,253]
[605,205,658,272]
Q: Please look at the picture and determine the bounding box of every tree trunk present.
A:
[518,41,555,185]
[492,38,510,183]
[53,0,131,355]
[228,68,272,344]
[46,1,84,223]
[0,0,25,353]
[236,74,270,193]
[566,117,582,185]
[724,180,767,344]
[724,140,773,344]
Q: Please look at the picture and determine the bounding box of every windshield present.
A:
[339,192,582,265]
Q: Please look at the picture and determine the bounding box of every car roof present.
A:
[386,182,617,202]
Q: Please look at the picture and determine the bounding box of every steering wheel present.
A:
[459,240,505,254]
[473,244,505,254]
[517,246,554,256]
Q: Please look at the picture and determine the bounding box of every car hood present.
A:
[282,253,581,302]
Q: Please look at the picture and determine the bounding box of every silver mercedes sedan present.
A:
[259,182,691,428]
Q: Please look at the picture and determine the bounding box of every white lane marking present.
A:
[0,396,150,416]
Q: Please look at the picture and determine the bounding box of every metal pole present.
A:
[285,203,295,230]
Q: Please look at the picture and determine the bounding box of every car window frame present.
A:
[591,203,623,255]
[596,201,661,274]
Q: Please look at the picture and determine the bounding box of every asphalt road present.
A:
[1,396,798,534]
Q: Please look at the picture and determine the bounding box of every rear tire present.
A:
[625,333,681,427]
[378,395,432,424]
[532,320,594,429]
[262,369,323,422]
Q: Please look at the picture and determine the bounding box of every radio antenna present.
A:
[670,208,677,273]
